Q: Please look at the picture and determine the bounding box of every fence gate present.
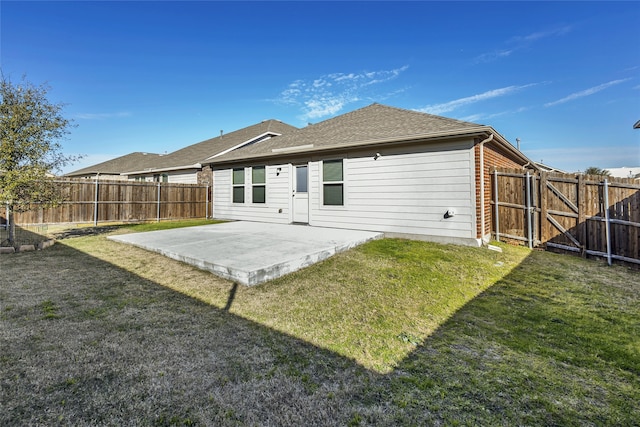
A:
[492,168,640,266]
[492,169,537,249]
[539,173,585,254]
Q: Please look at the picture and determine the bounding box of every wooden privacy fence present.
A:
[492,168,640,266]
[1,179,211,226]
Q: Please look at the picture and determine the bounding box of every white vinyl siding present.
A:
[309,141,476,240]
[128,171,198,184]
[167,171,198,184]
[213,165,290,223]
[212,139,479,244]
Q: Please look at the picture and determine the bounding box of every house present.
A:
[205,103,536,246]
[64,152,165,180]
[121,120,297,184]
[604,166,640,180]
[65,120,297,183]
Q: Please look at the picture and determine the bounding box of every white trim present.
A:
[292,163,310,223]
[272,144,314,153]
[231,167,246,204]
[319,158,347,209]
[250,165,267,205]
[204,132,281,161]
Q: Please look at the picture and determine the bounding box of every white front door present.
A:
[293,165,309,223]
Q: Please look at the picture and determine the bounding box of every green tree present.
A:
[583,166,611,176]
[0,74,77,246]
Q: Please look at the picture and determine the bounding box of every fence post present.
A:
[540,172,548,244]
[93,177,99,226]
[526,170,533,249]
[493,170,500,242]
[156,182,161,222]
[205,185,209,219]
[603,179,612,266]
[578,174,587,257]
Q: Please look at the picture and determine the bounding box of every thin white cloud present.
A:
[277,66,409,121]
[75,112,132,120]
[475,49,515,63]
[476,25,573,63]
[544,79,631,107]
[516,25,573,43]
[418,84,536,115]
[460,106,530,123]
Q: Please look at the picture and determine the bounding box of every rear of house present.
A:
[208,104,533,246]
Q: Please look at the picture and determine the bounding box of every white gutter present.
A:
[479,133,494,243]
[272,144,314,153]
[121,164,202,176]
[210,127,495,165]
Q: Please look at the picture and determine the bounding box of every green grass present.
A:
[1,220,638,425]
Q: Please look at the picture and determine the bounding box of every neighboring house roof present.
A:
[534,162,567,174]
[208,103,530,165]
[124,119,297,175]
[65,152,164,177]
[604,166,640,179]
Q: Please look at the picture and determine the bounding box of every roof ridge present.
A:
[370,103,483,127]
[307,102,482,129]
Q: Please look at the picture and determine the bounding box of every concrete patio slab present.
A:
[108,221,383,285]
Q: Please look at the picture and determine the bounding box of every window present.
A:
[322,160,344,206]
[232,168,245,203]
[296,165,308,193]
[252,166,266,204]
[162,174,168,183]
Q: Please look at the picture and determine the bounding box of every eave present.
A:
[206,126,534,167]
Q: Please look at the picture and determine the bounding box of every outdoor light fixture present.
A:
[276,167,281,176]
[374,152,382,160]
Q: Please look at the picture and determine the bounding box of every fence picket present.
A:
[492,168,640,266]
[1,179,209,226]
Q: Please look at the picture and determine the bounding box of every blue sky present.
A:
[2,1,639,174]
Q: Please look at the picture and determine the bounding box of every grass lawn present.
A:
[1,220,638,425]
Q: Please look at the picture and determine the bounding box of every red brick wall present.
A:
[474,140,525,239]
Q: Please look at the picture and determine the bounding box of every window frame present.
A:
[321,159,345,207]
[251,166,266,204]
[232,168,245,204]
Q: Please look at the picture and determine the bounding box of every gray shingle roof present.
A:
[67,120,298,177]
[125,119,298,173]
[65,152,164,177]
[209,103,490,164]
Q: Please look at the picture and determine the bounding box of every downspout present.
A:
[478,133,494,244]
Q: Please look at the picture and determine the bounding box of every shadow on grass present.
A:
[1,242,638,425]
[0,224,50,247]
